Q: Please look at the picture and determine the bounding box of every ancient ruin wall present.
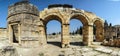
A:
[7,1,40,47]
[0,28,7,38]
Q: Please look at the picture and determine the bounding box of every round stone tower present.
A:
[7,1,40,47]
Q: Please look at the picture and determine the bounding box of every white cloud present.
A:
[108,0,120,2]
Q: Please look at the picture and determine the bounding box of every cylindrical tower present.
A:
[7,1,40,47]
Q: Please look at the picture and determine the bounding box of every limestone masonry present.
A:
[1,1,104,48]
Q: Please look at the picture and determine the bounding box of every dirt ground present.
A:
[0,35,120,56]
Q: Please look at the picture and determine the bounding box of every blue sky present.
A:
[0,0,120,34]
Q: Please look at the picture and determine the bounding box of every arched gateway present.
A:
[7,1,104,48]
[40,4,104,47]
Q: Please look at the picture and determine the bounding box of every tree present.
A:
[104,20,108,27]
[58,32,61,34]
[79,26,82,35]
[73,26,83,35]
[75,28,79,34]
[70,32,72,35]
[109,23,112,27]
[72,31,75,35]
[52,32,56,35]
[104,20,109,30]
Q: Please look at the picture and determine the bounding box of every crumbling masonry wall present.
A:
[0,28,7,38]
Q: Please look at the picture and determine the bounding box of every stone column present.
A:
[8,24,12,44]
[61,24,70,48]
[83,25,88,45]
[39,25,47,45]
[88,25,93,46]
[83,25,93,46]
[18,24,21,45]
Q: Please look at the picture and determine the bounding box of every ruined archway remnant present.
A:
[93,18,104,42]
[7,2,104,48]
[40,4,104,47]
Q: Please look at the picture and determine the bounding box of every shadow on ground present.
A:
[47,41,61,47]
[47,41,84,47]
[70,42,84,46]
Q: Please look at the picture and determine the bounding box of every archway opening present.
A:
[69,14,89,46]
[46,20,61,47]
[11,24,19,43]
[70,19,83,46]
[44,15,62,47]
[93,20,104,42]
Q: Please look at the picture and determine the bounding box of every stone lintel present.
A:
[8,21,20,24]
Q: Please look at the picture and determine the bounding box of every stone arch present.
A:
[69,13,91,45]
[69,13,89,25]
[93,18,104,42]
[39,8,104,47]
[43,14,63,26]
[41,14,64,47]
